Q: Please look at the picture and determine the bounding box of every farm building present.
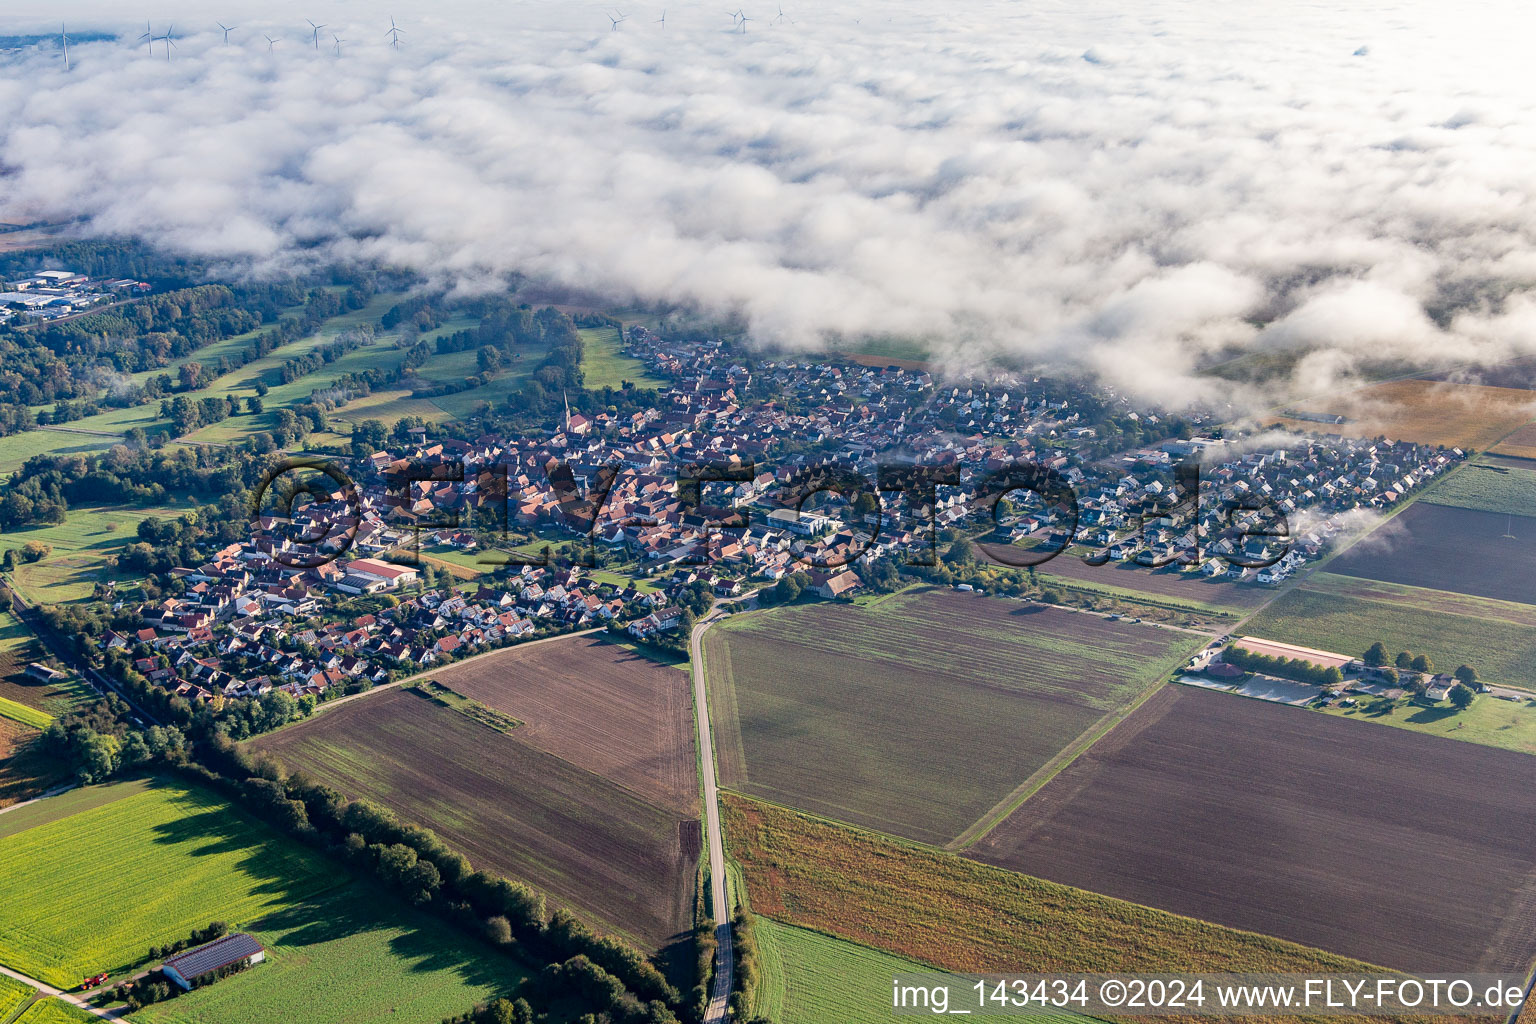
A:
[1230,636,1353,672]
[25,662,63,683]
[161,932,265,990]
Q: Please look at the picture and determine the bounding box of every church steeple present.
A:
[563,389,571,430]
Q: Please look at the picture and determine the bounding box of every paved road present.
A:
[0,963,128,1021]
[690,606,735,1024]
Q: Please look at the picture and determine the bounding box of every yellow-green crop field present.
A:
[0,778,529,1024]
[13,998,95,1024]
[0,695,51,730]
[0,779,339,987]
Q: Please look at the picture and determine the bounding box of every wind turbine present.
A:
[217,22,237,44]
[385,16,404,48]
[306,19,326,50]
[772,3,793,24]
[656,9,666,27]
[137,20,154,55]
[155,24,177,61]
[608,10,628,30]
[727,7,743,25]
[59,24,70,70]
[265,33,279,53]
[738,13,750,31]
[332,32,345,56]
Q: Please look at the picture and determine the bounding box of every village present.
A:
[94,326,1465,707]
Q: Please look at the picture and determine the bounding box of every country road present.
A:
[0,963,128,1022]
[690,606,736,1024]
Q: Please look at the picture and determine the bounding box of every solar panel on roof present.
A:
[163,933,263,979]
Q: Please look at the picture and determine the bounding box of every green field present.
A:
[13,999,93,1024]
[1242,576,1536,690]
[0,777,527,1024]
[0,612,93,719]
[578,327,667,390]
[705,589,1202,844]
[0,431,120,479]
[0,695,51,729]
[754,917,1084,1024]
[0,503,182,605]
[0,974,34,1023]
[1419,459,1536,515]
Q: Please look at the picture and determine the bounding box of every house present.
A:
[813,569,861,600]
[161,933,266,990]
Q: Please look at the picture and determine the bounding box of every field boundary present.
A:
[947,676,1174,852]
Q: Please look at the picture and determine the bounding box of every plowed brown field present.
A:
[428,635,697,813]
[257,686,697,949]
[972,685,1536,974]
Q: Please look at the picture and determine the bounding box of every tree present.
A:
[1410,653,1433,674]
[1379,667,1398,685]
[246,396,264,415]
[477,346,502,372]
[0,587,11,613]
[20,540,51,563]
[1450,683,1476,710]
[1394,651,1412,669]
[1453,664,1477,685]
[1363,642,1388,667]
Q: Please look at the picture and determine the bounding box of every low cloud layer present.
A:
[6,0,1536,408]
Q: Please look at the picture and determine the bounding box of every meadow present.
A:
[706,589,1201,844]
[578,327,668,390]
[0,503,182,605]
[0,612,93,719]
[0,778,529,1024]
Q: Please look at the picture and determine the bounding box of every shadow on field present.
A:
[147,801,331,903]
[1406,705,1460,725]
[250,892,513,986]
[1007,604,1052,616]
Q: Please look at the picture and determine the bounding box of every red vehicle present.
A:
[80,973,109,990]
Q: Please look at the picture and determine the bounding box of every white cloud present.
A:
[5,0,1536,407]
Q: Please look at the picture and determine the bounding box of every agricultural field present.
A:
[1492,422,1536,461]
[705,589,1202,844]
[256,687,697,950]
[0,967,34,1020]
[578,327,668,390]
[1242,575,1536,692]
[129,883,524,1024]
[971,685,1536,974]
[0,716,72,808]
[0,777,528,1024]
[1274,378,1536,450]
[723,794,1391,999]
[0,503,183,605]
[13,999,93,1024]
[1325,502,1536,605]
[752,917,1087,1024]
[1418,458,1536,515]
[0,778,340,986]
[0,696,50,730]
[428,634,698,813]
